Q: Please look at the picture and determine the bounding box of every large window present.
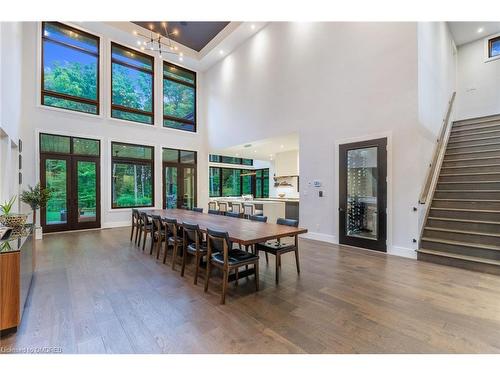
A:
[209,154,253,166]
[111,43,154,125]
[163,62,196,132]
[209,167,269,197]
[42,22,100,114]
[111,142,154,208]
[489,36,500,58]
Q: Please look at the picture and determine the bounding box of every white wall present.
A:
[455,35,500,120]
[19,22,208,227]
[417,22,457,229]
[204,22,421,256]
[0,22,23,204]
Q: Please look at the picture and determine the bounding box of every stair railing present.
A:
[418,91,456,239]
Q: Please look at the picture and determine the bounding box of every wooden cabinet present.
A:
[275,150,299,177]
[0,227,35,334]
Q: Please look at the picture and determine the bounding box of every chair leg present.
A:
[275,254,280,284]
[130,225,134,241]
[181,246,187,277]
[235,268,239,285]
[255,262,259,291]
[150,234,155,255]
[172,243,178,270]
[163,242,169,264]
[265,252,269,264]
[134,226,139,244]
[142,231,147,251]
[137,227,142,247]
[194,253,200,285]
[221,269,229,304]
[204,261,211,292]
[156,238,162,260]
[294,249,300,274]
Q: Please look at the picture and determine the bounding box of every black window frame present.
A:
[209,154,253,166]
[209,167,269,198]
[163,61,197,132]
[488,36,500,58]
[111,42,155,125]
[111,141,155,209]
[41,22,100,115]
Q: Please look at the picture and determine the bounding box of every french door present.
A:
[339,138,387,252]
[163,163,196,209]
[41,155,100,232]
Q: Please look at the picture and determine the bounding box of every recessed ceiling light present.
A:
[133,30,138,36]
[251,24,256,30]
[179,56,183,61]
[478,27,484,33]
[280,144,284,148]
[254,150,257,153]
[219,50,224,55]
[136,41,141,46]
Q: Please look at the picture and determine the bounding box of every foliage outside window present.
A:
[209,154,253,166]
[209,167,269,197]
[42,22,100,114]
[163,62,196,132]
[489,36,500,58]
[111,43,154,125]
[112,142,154,208]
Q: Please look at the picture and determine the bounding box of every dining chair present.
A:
[181,222,207,285]
[138,212,153,251]
[130,209,140,244]
[218,201,229,215]
[208,201,218,211]
[192,207,203,213]
[254,218,300,284]
[208,209,220,215]
[164,217,183,267]
[225,211,241,218]
[205,228,260,304]
[150,214,167,259]
[249,215,267,223]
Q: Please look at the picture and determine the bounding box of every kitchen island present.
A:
[211,197,299,223]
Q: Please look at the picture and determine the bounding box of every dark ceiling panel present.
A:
[132,21,230,52]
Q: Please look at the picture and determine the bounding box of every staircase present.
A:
[418,113,500,275]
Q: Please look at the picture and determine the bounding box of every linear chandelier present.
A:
[133,22,184,61]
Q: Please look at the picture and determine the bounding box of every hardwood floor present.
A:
[2,227,500,353]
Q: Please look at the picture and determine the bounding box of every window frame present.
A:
[110,42,155,125]
[209,154,254,166]
[39,133,101,157]
[163,61,197,132]
[209,166,269,198]
[111,141,155,209]
[41,22,101,115]
[488,35,500,58]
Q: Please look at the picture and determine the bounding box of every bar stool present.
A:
[218,201,229,215]
[243,203,254,219]
[231,202,242,216]
[208,201,218,211]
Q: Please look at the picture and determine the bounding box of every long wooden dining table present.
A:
[140,208,308,247]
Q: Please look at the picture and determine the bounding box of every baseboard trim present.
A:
[300,232,337,244]
[389,246,417,259]
[102,221,129,229]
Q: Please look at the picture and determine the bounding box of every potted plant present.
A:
[0,195,28,228]
[20,184,51,239]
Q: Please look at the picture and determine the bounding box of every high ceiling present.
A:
[448,22,500,46]
[132,21,230,52]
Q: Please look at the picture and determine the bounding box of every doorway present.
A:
[162,148,197,209]
[339,138,387,252]
[40,134,101,232]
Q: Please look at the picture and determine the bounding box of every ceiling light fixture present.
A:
[478,27,484,33]
[133,23,182,60]
[219,50,225,55]
[251,24,256,30]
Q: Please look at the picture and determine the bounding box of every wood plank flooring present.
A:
[1,227,500,353]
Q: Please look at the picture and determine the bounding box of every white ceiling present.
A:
[213,133,299,162]
[448,22,500,46]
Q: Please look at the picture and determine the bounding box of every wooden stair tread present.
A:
[428,216,500,225]
[437,180,500,184]
[439,172,500,177]
[432,198,500,202]
[424,226,500,238]
[451,123,500,133]
[448,135,500,144]
[445,148,500,156]
[430,207,500,213]
[435,189,500,192]
[450,128,500,139]
[447,141,500,150]
[442,156,500,163]
[417,249,500,266]
[453,114,500,126]
[441,164,500,169]
[421,237,500,251]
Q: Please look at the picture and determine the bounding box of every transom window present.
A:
[41,22,100,114]
[163,62,196,132]
[489,36,500,58]
[111,142,154,208]
[209,167,269,198]
[111,43,154,125]
[209,154,253,166]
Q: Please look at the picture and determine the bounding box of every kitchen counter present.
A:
[211,198,300,222]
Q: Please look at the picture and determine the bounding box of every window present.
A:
[42,22,100,114]
[162,148,197,209]
[208,167,269,198]
[111,43,154,125]
[40,133,100,156]
[111,142,154,208]
[163,62,196,132]
[489,36,500,58]
[209,154,253,166]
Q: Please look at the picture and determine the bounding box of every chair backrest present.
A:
[207,228,232,264]
[140,212,151,225]
[192,207,203,213]
[131,209,139,224]
[164,217,178,237]
[231,202,242,214]
[208,209,220,215]
[208,201,218,211]
[218,201,228,212]
[182,221,202,245]
[243,204,254,216]
[249,215,267,223]
[151,214,163,233]
[277,217,299,227]
[226,211,241,218]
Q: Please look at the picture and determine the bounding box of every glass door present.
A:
[41,156,70,231]
[182,167,195,209]
[163,164,197,209]
[339,138,387,252]
[164,165,178,209]
[74,158,100,228]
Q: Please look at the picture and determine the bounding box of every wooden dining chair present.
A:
[130,209,140,244]
[150,214,166,259]
[249,215,267,223]
[204,228,260,304]
[225,211,241,218]
[192,207,203,213]
[208,209,220,215]
[181,222,207,285]
[218,201,229,215]
[164,218,184,269]
[254,218,300,284]
[138,212,153,251]
[208,201,218,211]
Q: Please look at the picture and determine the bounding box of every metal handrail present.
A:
[418,91,456,205]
